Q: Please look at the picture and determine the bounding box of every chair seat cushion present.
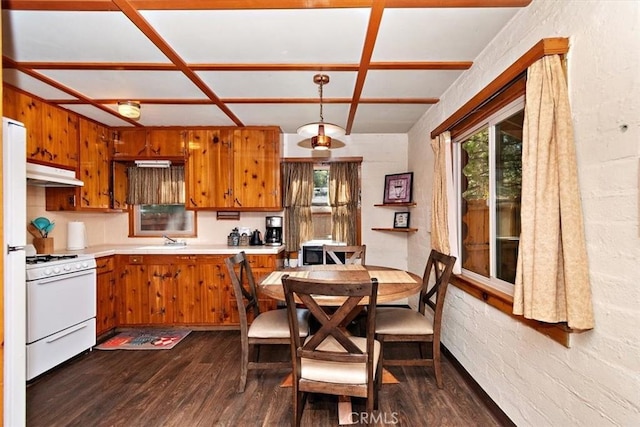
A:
[375,307,434,335]
[301,336,380,385]
[248,308,310,338]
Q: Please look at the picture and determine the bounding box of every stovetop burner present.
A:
[26,254,79,265]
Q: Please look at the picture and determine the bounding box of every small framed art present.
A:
[394,212,410,229]
[383,172,413,204]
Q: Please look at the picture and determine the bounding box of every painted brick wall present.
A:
[408,1,640,425]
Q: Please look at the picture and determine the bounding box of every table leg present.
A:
[338,395,355,425]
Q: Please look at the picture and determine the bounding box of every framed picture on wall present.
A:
[394,212,410,229]
[383,172,413,204]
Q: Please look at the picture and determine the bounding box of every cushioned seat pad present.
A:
[248,308,310,338]
[375,307,434,335]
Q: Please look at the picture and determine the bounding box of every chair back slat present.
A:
[322,245,366,265]
[225,252,260,322]
[419,250,456,318]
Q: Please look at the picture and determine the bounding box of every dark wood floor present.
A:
[27,331,506,427]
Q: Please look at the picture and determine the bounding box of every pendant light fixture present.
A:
[117,101,141,120]
[297,74,345,150]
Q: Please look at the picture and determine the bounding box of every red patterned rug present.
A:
[95,329,191,350]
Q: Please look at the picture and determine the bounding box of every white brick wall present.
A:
[408,1,640,425]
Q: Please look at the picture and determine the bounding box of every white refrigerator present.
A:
[3,117,27,426]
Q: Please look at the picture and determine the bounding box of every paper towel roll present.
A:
[67,221,86,250]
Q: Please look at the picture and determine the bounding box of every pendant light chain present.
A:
[318,77,325,123]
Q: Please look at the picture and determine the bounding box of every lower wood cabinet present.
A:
[116,253,280,327]
[96,256,116,336]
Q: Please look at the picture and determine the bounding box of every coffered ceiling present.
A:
[1,1,531,134]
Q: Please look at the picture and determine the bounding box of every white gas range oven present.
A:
[25,254,97,380]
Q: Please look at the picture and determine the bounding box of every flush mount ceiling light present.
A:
[297,74,345,150]
[117,101,141,120]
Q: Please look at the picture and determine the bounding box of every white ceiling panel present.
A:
[197,71,356,98]
[1,11,169,63]
[141,9,370,63]
[361,70,463,98]
[350,104,433,134]
[228,103,350,134]
[37,70,204,100]
[3,70,78,101]
[60,104,132,128]
[373,8,520,61]
[121,104,236,127]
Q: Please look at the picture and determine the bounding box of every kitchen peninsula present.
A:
[72,244,285,337]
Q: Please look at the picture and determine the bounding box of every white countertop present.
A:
[67,244,285,258]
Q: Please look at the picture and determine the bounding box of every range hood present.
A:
[26,163,84,187]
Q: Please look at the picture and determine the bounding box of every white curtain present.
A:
[430,131,461,274]
[514,55,594,330]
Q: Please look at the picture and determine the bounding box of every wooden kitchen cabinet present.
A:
[112,128,186,159]
[45,118,113,211]
[185,127,282,211]
[96,256,117,336]
[41,102,79,169]
[116,253,280,327]
[3,86,43,162]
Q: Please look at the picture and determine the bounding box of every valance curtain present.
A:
[430,131,461,274]
[329,162,359,245]
[514,54,594,330]
[283,162,314,253]
[127,166,185,205]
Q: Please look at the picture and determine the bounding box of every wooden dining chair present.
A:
[225,252,310,393]
[322,244,366,265]
[281,275,381,427]
[374,249,456,389]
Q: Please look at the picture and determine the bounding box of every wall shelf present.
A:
[371,227,418,233]
[373,203,416,208]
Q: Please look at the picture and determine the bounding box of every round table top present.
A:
[258,264,423,306]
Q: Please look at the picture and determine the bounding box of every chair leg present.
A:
[238,342,249,393]
[433,342,443,389]
[293,388,306,427]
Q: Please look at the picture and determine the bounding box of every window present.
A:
[311,165,331,240]
[455,98,523,292]
[132,204,196,237]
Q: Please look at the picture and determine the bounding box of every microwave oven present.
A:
[301,240,346,265]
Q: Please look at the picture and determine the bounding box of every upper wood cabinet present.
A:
[46,118,113,211]
[185,127,282,211]
[3,85,79,169]
[112,128,186,159]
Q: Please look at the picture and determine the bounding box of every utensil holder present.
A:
[33,237,53,254]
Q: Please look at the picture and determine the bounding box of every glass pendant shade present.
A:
[297,74,345,149]
[297,121,345,138]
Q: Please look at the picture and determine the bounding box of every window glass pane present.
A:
[136,204,195,236]
[461,128,490,277]
[312,169,329,206]
[495,110,523,283]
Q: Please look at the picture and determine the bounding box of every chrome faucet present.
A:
[163,235,186,246]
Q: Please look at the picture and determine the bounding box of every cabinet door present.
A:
[3,87,43,162]
[112,161,128,210]
[147,264,175,324]
[185,129,233,209]
[42,103,79,169]
[232,129,281,209]
[113,128,147,157]
[78,118,111,209]
[148,129,186,158]
[118,262,150,325]
[174,256,223,325]
[96,257,116,336]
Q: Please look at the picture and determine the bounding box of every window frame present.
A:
[453,97,524,296]
[128,204,197,238]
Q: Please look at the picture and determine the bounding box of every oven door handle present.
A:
[45,323,88,344]
[34,269,96,285]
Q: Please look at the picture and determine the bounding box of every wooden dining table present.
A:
[259,264,422,425]
[259,264,423,305]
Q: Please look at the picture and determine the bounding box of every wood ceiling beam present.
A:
[49,97,439,105]
[111,0,244,126]
[2,0,532,11]
[2,56,143,126]
[9,61,472,71]
[346,0,385,135]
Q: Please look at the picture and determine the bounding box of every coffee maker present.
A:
[265,216,283,246]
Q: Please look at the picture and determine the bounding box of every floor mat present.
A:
[95,329,191,350]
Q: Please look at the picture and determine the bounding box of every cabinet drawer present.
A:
[96,256,114,273]
[246,255,276,269]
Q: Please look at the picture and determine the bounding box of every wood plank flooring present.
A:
[27,331,506,426]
